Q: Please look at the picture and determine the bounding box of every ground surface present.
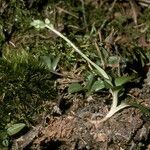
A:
[0,0,150,150]
[11,74,150,150]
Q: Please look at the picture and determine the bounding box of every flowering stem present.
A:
[45,24,110,81]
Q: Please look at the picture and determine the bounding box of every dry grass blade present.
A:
[129,0,139,25]
[139,0,150,3]
[56,6,78,19]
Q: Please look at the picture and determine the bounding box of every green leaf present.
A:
[51,55,60,71]
[68,83,83,94]
[40,56,52,70]
[91,80,105,92]
[114,75,134,86]
[130,102,150,117]
[30,20,45,29]
[84,73,95,90]
[40,55,60,71]
[7,123,25,136]
[111,85,123,92]
[104,79,113,89]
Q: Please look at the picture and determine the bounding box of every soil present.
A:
[11,71,150,150]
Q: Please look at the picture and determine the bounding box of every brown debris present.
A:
[11,93,149,149]
[11,122,45,150]
[129,0,140,25]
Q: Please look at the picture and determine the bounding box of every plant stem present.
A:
[110,89,119,109]
[45,24,110,80]
[90,102,130,124]
[100,102,130,122]
[45,23,130,123]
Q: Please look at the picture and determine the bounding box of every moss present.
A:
[0,2,150,148]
